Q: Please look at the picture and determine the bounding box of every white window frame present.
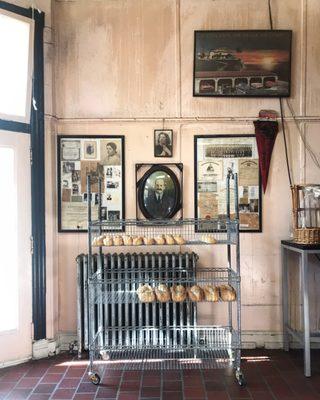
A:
[0,9,34,124]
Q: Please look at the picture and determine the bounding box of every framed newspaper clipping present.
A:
[194,135,261,232]
[57,135,125,232]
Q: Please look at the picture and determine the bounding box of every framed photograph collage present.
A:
[194,135,261,232]
[58,136,125,232]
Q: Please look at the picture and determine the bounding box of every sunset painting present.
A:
[193,30,292,97]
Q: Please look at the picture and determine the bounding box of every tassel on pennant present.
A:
[253,119,279,193]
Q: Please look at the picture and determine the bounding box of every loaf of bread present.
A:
[133,236,143,246]
[201,234,217,244]
[113,235,124,246]
[187,285,204,302]
[170,285,187,302]
[143,237,155,245]
[219,285,236,302]
[92,236,104,246]
[137,284,155,303]
[165,235,175,245]
[155,235,166,245]
[123,235,133,246]
[103,236,114,246]
[203,285,219,302]
[173,235,186,245]
[155,284,171,302]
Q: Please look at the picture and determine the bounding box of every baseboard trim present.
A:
[32,338,60,360]
[0,356,32,369]
[26,329,320,364]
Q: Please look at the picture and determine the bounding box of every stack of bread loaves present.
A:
[136,284,236,303]
[92,234,187,246]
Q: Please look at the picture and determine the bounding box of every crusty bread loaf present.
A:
[203,285,219,302]
[132,236,143,246]
[137,284,155,303]
[155,235,166,245]
[143,237,155,245]
[165,235,175,245]
[113,235,124,246]
[103,236,113,246]
[173,235,186,245]
[201,234,217,244]
[155,284,171,302]
[219,284,236,302]
[170,285,187,302]
[187,285,204,302]
[123,235,133,246]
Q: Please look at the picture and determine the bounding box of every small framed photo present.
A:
[154,129,173,158]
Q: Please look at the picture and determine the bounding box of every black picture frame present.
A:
[193,30,292,98]
[57,135,125,232]
[154,129,173,157]
[136,163,183,221]
[194,135,262,232]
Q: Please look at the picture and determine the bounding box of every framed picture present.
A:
[193,30,292,97]
[194,135,262,232]
[136,163,183,221]
[57,135,125,232]
[154,129,173,157]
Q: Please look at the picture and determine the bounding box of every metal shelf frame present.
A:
[86,171,245,386]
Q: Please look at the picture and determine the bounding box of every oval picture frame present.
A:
[137,165,182,220]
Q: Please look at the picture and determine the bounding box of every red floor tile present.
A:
[140,387,161,397]
[40,373,64,383]
[0,350,319,399]
[118,391,140,400]
[96,386,118,398]
[5,388,32,399]
[142,376,161,386]
[73,394,96,400]
[206,392,229,400]
[51,388,76,399]
[163,380,182,391]
[76,382,98,393]
[162,392,183,400]
[58,378,80,388]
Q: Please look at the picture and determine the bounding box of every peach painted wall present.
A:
[51,0,320,345]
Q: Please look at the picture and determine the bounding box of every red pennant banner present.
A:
[253,120,279,193]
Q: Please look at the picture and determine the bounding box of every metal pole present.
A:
[281,245,289,351]
[301,251,311,377]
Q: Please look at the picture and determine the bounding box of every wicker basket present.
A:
[291,185,320,244]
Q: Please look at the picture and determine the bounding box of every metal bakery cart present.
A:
[86,171,245,386]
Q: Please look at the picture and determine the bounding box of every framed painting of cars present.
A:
[57,135,125,232]
[193,30,292,97]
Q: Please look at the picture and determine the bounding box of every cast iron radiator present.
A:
[76,252,198,356]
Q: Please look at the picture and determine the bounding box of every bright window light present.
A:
[0,147,18,331]
[0,10,33,123]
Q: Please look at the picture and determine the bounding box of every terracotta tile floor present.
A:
[0,349,320,399]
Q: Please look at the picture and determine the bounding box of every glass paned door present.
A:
[0,130,32,366]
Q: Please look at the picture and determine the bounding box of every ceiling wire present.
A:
[268,0,293,187]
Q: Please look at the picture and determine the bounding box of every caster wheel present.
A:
[89,373,101,385]
[235,370,246,387]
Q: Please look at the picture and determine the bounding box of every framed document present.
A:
[57,135,125,232]
[194,135,262,232]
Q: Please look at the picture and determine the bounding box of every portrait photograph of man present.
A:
[143,172,176,219]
